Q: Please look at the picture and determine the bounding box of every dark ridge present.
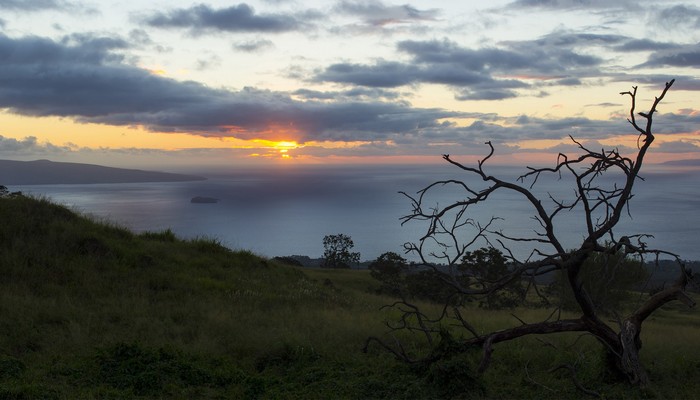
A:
[0,159,206,184]
[661,159,700,167]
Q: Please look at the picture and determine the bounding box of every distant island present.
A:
[0,159,206,185]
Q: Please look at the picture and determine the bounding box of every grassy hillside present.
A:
[0,194,699,399]
[0,194,435,399]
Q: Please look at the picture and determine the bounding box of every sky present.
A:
[0,0,698,169]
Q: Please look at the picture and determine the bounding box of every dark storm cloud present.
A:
[144,3,307,33]
[0,34,467,143]
[335,0,438,26]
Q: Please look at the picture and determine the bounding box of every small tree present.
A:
[369,251,408,296]
[459,247,526,309]
[321,234,360,269]
[365,80,695,389]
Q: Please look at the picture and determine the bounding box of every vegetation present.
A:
[368,249,526,307]
[321,233,360,269]
[549,249,650,314]
[0,194,699,398]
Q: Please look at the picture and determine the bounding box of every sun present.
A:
[250,139,302,159]
[274,141,300,159]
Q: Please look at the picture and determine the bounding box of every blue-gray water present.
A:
[13,165,700,262]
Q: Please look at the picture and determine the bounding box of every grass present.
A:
[0,194,699,398]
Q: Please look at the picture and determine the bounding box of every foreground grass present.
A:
[0,195,698,398]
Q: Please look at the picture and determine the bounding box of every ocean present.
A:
[13,164,700,262]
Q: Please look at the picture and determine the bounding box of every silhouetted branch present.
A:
[372,80,689,390]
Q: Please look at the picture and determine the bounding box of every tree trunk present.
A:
[618,319,648,386]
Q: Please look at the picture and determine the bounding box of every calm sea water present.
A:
[13,164,700,262]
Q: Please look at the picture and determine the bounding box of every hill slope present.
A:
[0,159,205,184]
[0,194,402,398]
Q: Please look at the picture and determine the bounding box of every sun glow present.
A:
[247,139,303,159]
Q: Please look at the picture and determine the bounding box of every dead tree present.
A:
[364,80,695,387]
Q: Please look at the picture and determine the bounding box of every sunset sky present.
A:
[0,0,698,169]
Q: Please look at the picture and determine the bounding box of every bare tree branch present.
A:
[367,80,691,391]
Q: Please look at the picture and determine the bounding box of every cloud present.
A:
[655,4,700,30]
[144,3,308,34]
[640,44,700,68]
[654,140,700,153]
[0,135,73,155]
[195,54,222,70]
[315,58,529,99]
[0,0,66,10]
[314,35,607,99]
[0,34,466,144]
[455,89,518,101]
[0,33,692,153]
[335,0,439,26]
[0,0,95,14]
[652,111,700,135]
[506,0,638,10]
[316,61,422,87]
[613,39,682,53]
[611,73,700,91]
[313,28,700,102]
[586,102,623,108]
[128,29,153,46]
[292,87,404,101]
[233,38,274,52]
[0,33,125,66]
